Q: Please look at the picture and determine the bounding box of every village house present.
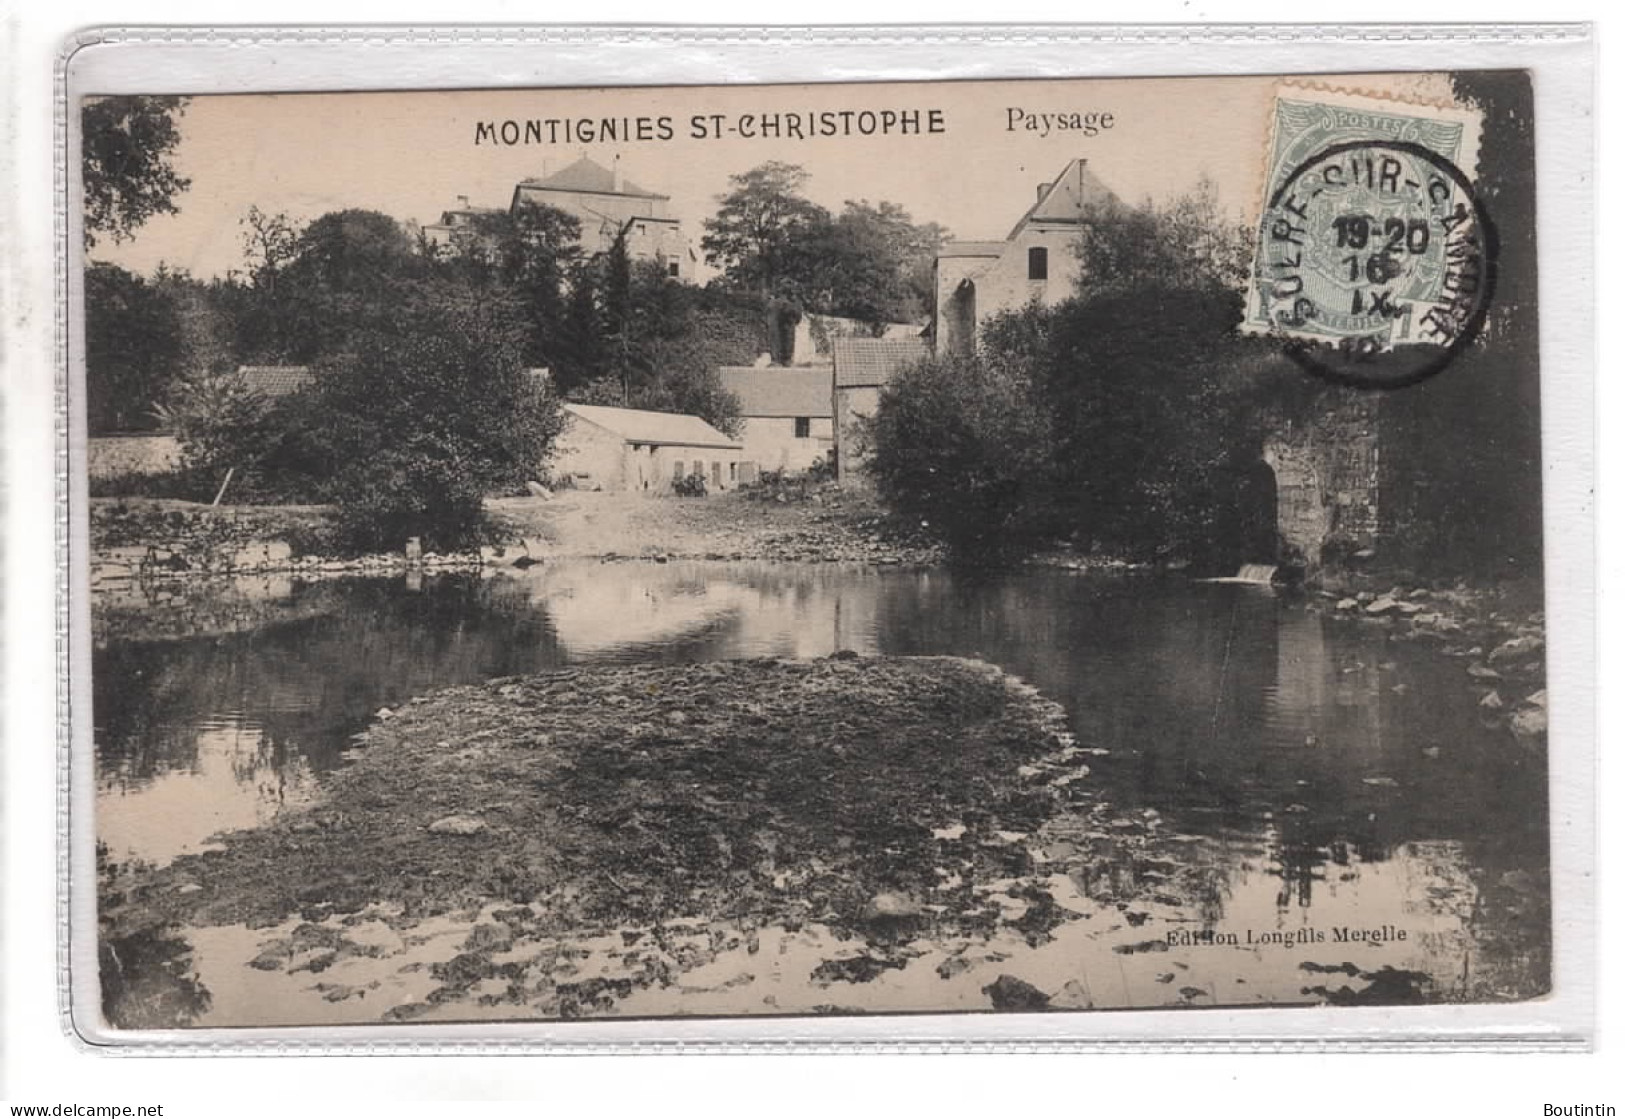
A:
[421,197,503,250]
[933,158,1121,354]
[552,402,742,495]
[716,365,835,479]
[829,337,930,488]
[89,365,315,481]
[427,155,697,278]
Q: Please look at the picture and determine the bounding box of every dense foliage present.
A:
[871,183,1305,567]
[867,346,1058,559]
[81,96,191,247]
[84,263,185,433]
[702,162,949,325]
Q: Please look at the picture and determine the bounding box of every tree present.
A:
[868,344,1058,561]
[1074,175,1248,295]
[84,263,186,433]
[309,285,566,553]
[436,201,581,369]
[1372,72,1543,578]
[82,96,191,248]
[702,162,831,303]
[822,201,950,323]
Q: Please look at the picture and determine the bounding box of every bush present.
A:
[673,471,708,498]
[311,300,565,554]
[867,349,1058,562]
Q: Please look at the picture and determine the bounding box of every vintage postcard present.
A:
[76,68,1553,1034]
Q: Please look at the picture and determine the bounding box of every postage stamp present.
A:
[1245,86,1492,387]
[69,65,1555,1039]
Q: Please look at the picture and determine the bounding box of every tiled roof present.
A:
[237,366,314,399]
[517,155,666,200]
[716,367,833,419]
[564,403,740,450]
[830,338,930,389]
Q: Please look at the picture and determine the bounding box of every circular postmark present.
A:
[1253,138,1497,390]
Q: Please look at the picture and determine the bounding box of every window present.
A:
[794,416,811,438]
[673,460,684,481]
[1028,246,1048,281]
[711,461,722,488]
[668,261,681,277]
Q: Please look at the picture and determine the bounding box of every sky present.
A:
[90,72,1458,281]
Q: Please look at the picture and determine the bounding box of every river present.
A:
[93,561,1550,1024]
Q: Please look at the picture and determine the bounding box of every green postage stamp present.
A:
[1245,85,1488,384]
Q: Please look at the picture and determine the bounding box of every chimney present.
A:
[612,155,625,193]
[1036,182,1048,202]
[456,194,470,209]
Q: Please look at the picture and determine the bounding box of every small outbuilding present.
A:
[716,366,834,478]
[829,338,930,487]
[553,403,743,494]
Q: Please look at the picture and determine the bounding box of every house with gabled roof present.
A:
[422,196,504,251]
[829,337,930,487]
[716,366,834,477]
[553,402,742,494]
[933,158,1122,354]
[510,155,696,280]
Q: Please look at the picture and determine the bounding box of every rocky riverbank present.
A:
[1307,577,1547,748]
[88,490,943,587]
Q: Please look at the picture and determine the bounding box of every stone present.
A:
[1466,664,1501,681]
[525,481,553,498]
[427,815,487,836]
[982,974,1051,1012]
[1489,636,1545,665]
[1364,597,1400,616]
[1479,690,1504,711]
[1522,690,1548,710]
[1049,979,1094,1010]
[863,891,924,920]
[1336,597,1359,611]
[1509,707,1548,742]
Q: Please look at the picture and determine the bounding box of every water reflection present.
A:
[93,561,1548,1020]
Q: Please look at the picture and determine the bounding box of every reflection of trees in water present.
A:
[100,925,212,1030]
[98,848,211,1029]
[95,574,567,789]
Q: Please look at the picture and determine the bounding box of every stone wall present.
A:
[88,435,182,479]
[1262,392,1381,568]
[834,385,883,488]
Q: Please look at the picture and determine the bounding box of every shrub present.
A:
[867,350,1058,562]
[673,471,708,498]
[310,302,565,554]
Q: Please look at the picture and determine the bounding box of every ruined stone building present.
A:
[426,155,698,280]
[933,158,1121,355]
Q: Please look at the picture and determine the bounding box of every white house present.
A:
[552,403,742,494]
[716,366,834,476]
